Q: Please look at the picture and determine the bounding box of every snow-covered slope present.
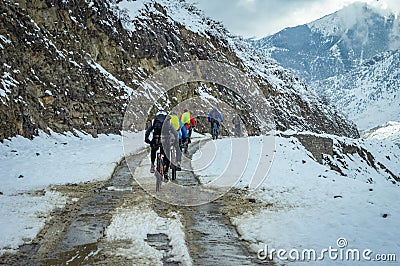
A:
[362,121,400,145]
[251,2,400,82]
[311,49,400,131]
[193,132,400,265]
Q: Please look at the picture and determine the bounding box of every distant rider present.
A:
[208,107,223,137]
[180,108,196,144]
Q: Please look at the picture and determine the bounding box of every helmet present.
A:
[156,108,167,116]
[183,108,189,112]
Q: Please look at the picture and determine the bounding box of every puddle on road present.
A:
[146,233,180,266]
[183,201,259,265]
[42,243,101,265]
[42,155,144,265]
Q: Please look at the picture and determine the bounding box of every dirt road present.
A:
[0,145,268,265]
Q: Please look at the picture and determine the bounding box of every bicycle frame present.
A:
[155,150,164,192]
[170,144,177,181]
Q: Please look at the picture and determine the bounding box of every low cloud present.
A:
[189,0,400,39]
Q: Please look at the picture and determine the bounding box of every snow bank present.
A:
[0,130,145,254]
[193,133,400,265]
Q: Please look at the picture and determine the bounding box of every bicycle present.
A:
[155,147,165,192]
[155,143,179,191]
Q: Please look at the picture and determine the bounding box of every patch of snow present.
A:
[193,133,400,265]
[88,61,135,96]
[0,130,145,253]
[362,121,400,144]
[105,203,191,265]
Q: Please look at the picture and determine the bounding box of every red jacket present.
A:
[180,112,196,129]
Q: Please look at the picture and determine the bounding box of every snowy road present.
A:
[0,140,263,265]
[1,132,399,265]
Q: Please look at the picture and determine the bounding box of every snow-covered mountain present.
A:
[0,0,359,140]
[362,121,400,145]
[311,49,400,131]
[251,2,400,82]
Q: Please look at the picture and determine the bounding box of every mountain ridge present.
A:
[0,0,359,140]
[311,49,400,131]
[251,2,400,82]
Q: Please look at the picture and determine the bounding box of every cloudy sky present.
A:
[188,0,400,39]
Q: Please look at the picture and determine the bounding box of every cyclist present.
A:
[207,107,223,138]
[180,108,196,144]
[144,109,178,181]
[169,111,189,170]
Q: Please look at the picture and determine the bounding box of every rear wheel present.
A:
[170,145,177,180]
[155,152,163,192]
[171,165,177,180]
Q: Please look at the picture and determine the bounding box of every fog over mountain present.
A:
[251,3,400,82]
[251,2,400,132]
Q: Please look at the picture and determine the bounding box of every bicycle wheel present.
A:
[170,145,177,180]
[171,165,177,180]
[155,152,163,192]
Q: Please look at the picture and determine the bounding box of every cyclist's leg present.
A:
[150,144,157,173]
[161,146,170,175]
[150,143,157,164]
[177,139,182,164]
[188,127,192,143]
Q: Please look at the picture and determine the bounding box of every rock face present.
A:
[283,132,400,184]
[0,0,359,140]
[294,134,333,164]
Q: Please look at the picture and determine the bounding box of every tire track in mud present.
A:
[150,139,262,265]
[0,151,147,265]
[0,139,268,265]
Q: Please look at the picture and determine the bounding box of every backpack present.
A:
[181,112,191,125]
[170,115,181,131]
[153,113,166,135]
[210,109,219,120]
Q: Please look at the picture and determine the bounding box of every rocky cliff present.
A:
[0,0,359,140]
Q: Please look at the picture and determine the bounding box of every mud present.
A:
[0,140,270,265]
